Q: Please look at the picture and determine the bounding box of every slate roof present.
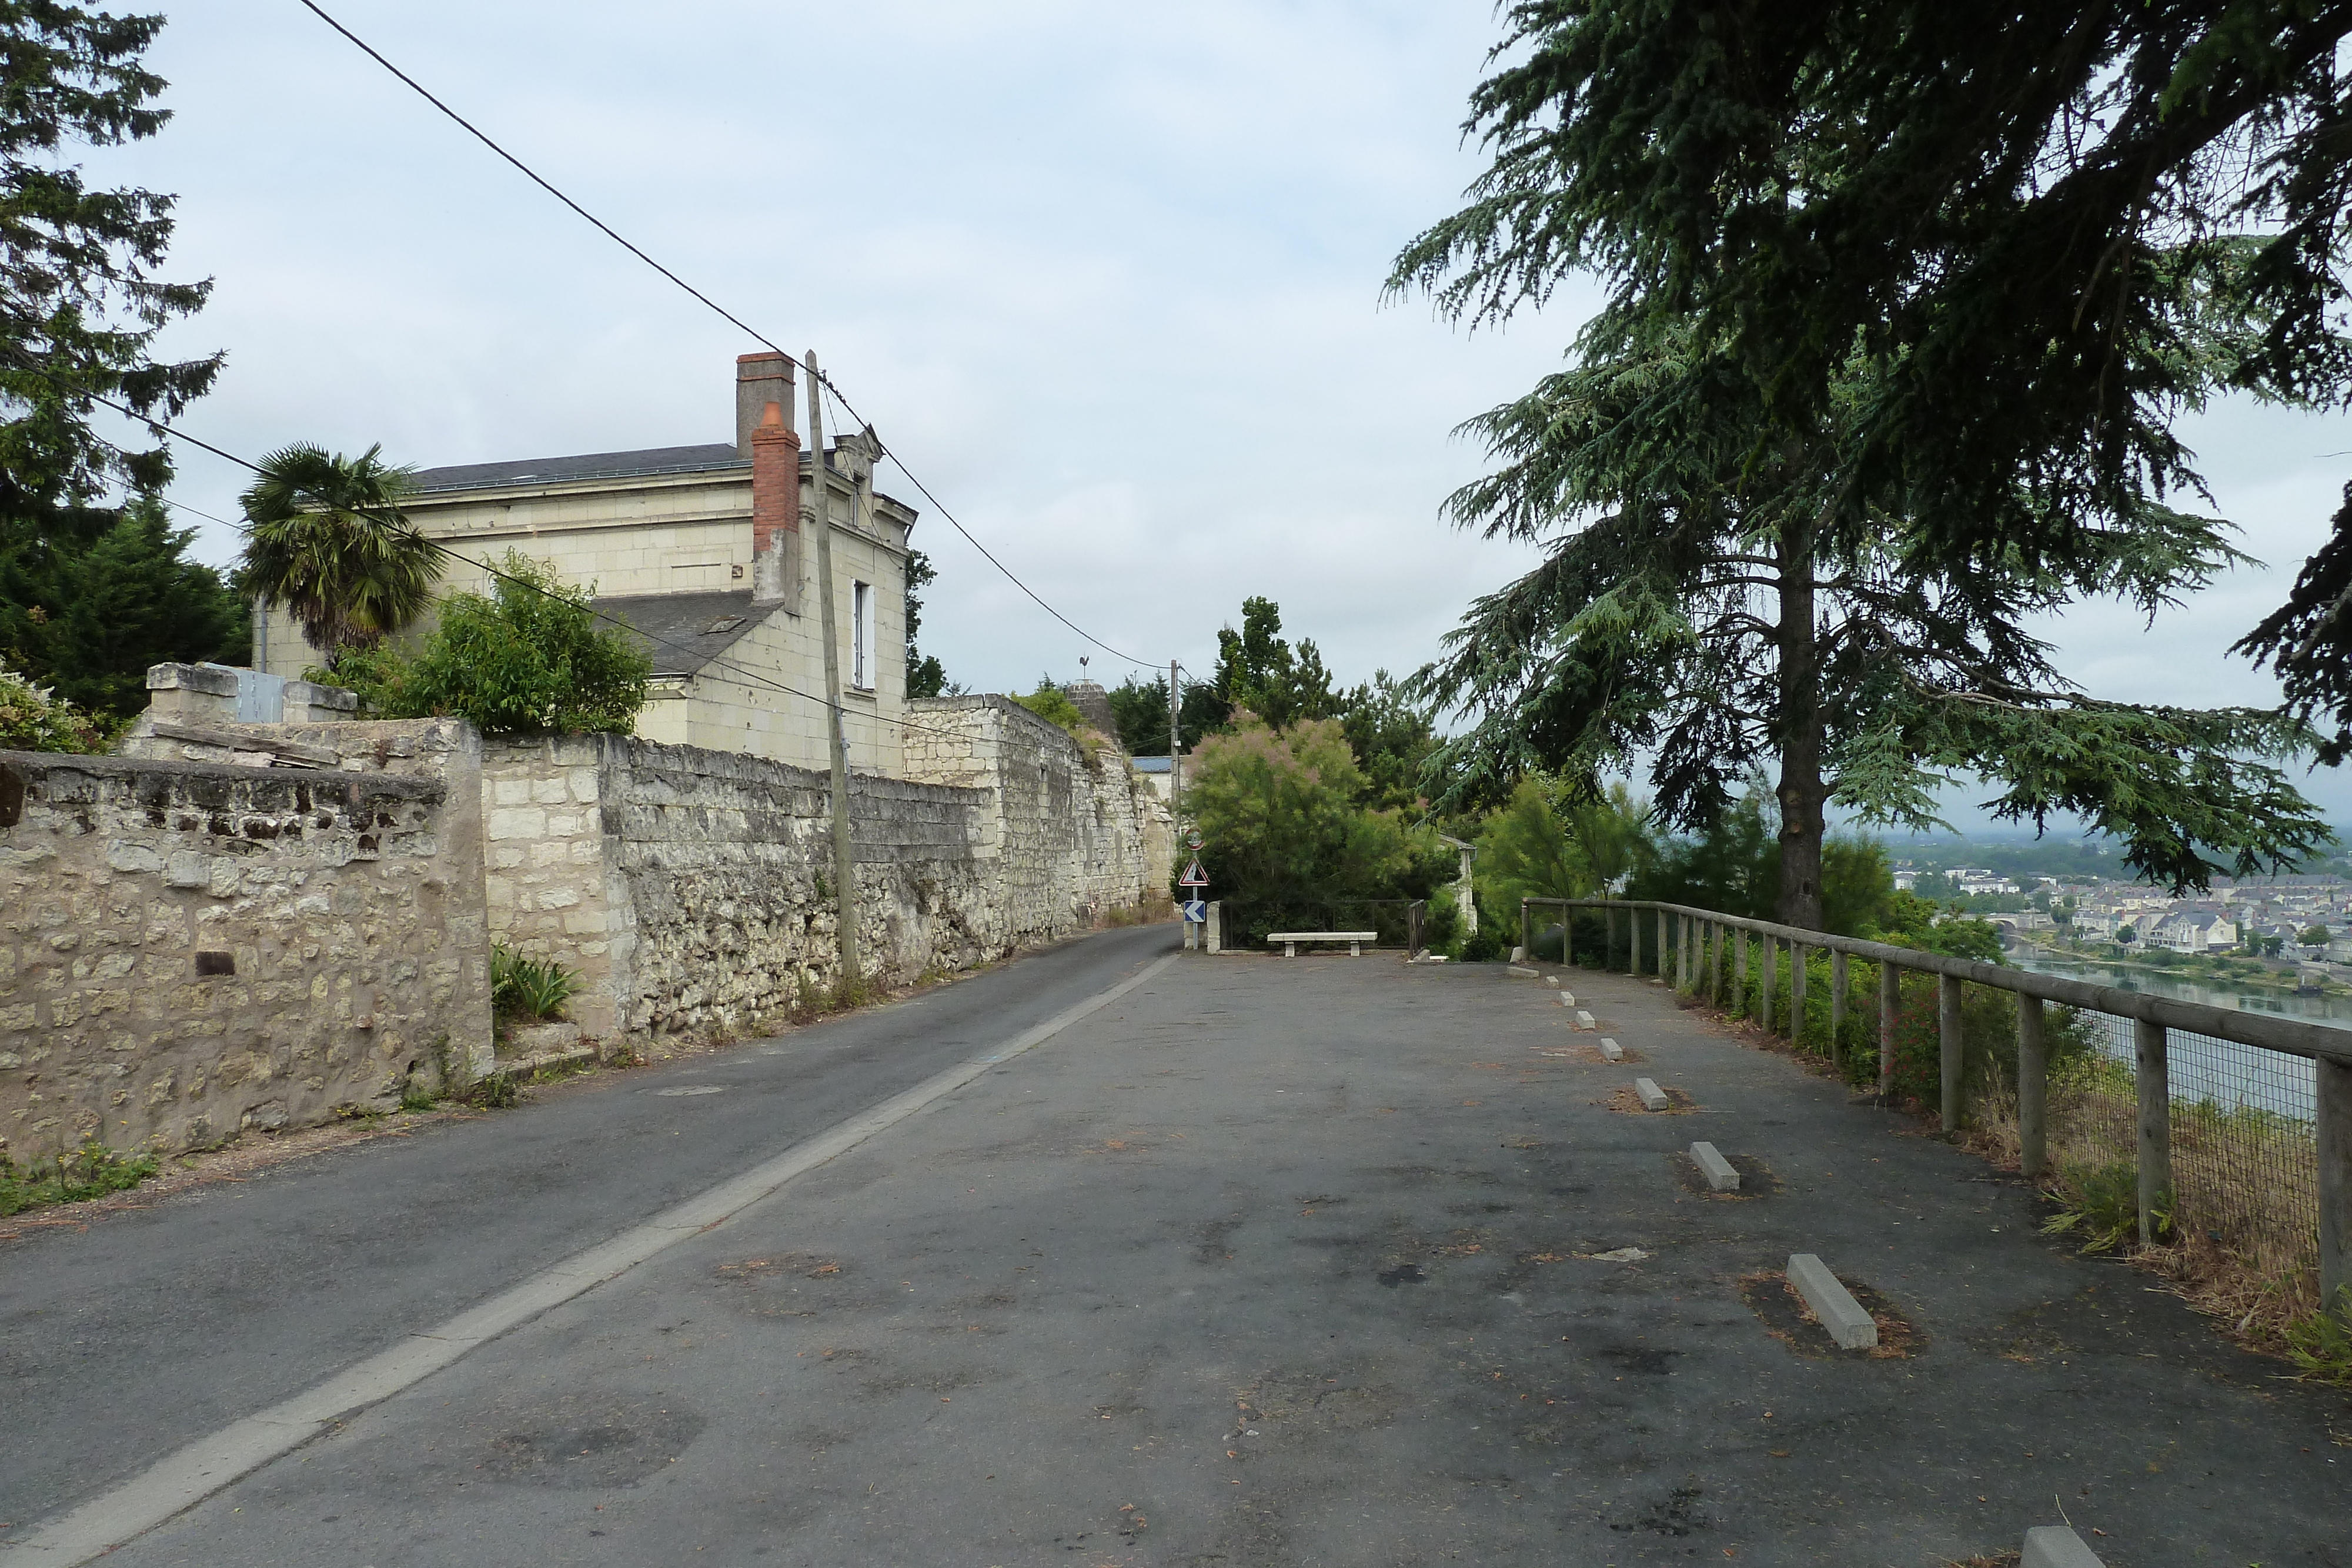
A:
[590,590,767,678]
[408,443,750,494]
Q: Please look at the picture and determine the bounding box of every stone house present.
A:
[255,353,916,777]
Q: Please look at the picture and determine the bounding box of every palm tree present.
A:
[239,443,438,665]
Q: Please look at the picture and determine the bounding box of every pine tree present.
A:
[0,4,228,715]
[1391,1,2352,802]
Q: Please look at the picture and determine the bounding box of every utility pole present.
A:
[1169,659,1182,815]
[806,350,860,993]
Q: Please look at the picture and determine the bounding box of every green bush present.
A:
[0,1140,159,1215]
[0,658,115,752]
[491,942,579,1022]
[330,551,650,735]
[1192,712,1451,946]
[1012,678,1087,733]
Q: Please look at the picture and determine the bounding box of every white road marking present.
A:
[0,951,1180,1567]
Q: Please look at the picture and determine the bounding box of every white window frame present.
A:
[851,580,873,690]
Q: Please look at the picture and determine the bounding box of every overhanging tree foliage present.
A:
[1392,3,2343,925]
[0,3,230,710]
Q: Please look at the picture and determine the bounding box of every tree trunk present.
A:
[1775,511,1828,931]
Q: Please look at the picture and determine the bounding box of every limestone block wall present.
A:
[904,696,1174,940]
[479,735,997,1045]
[0,744,493,1160]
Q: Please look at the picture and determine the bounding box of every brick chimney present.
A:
[736,351,796,454]
[750,400,801,606]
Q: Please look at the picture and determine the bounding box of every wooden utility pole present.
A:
[1168,659,1182,814]
[806,350,860,992]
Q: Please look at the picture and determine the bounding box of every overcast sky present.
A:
[101,0,2352,824]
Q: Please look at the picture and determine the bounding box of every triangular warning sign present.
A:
[1178,859,1208,886]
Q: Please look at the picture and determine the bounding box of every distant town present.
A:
[1892,835,2352,985]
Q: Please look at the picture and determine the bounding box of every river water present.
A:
[2008,950,2344,1118]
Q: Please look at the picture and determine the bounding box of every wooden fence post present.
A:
[1829,951,1847,1070]
[2135,1019,2173,1245]
[2017,992,2047,1181]
[2319,1058,2352,1306]
[1759,935,1776,1032]
[1939,973,1965,1134]
[1678,915,1690,990]
[1734,928,1749,1012]
[1629,907,1642,976]
[1520,900,1531,963]
[1878,960,1899,1099]
[1656,908,1669,980]
[1790,944,1808,1045]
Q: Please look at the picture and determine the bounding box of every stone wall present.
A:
[0,741,494,1161]
[482,700,1170,1048]
[904,695,1175,935]
[480,735,1001,1045]
[0,671,1171,1158]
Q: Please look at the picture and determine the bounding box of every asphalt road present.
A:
[23,947,2350,1566]
[0,922,1180,1541]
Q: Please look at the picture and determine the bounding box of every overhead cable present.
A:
[291,0,1163,673]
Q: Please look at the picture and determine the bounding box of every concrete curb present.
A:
[2022,1525,2105,1568]
[1507,964,1539,979]
[1599,1038,1623,1062]
[1786,1253,1877,1349]
[1633,1077,1669,1112]
[1689,1141,1740,1191]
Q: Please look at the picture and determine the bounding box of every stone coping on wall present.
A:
[0,748,448,815]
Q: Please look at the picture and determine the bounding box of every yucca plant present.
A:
[490,942,579,1023]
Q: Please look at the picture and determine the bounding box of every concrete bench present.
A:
[1267,931,1378,958]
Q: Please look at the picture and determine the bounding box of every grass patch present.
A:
[0,1140,160,1216]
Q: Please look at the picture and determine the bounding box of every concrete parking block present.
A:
[1633,1077,1669,1112]
[1689,1141,1740,1191]
[1558,991,1578,1007]
[2023,1523,2117,1561]
[1508,965,1539,979]
[1786,1253,1877,1349]
[1574,1009,1597,1031]
[1599,1038,1624,1062]
[2022,1526,2105,1568]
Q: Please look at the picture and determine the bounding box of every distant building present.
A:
[1131,754,1191,805]
[255,354,918,777]
[2148,910,2239,954]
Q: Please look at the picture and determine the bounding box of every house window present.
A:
[852,580,872,689]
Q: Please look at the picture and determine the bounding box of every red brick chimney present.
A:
[750,400,801,605]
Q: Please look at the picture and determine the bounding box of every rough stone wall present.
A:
[478,708,1168,1048]
[480,735,997,1045]
[904,696,1174,941]
[0,743,493,1160]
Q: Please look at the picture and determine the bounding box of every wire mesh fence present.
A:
[2037,1011,2320,1292]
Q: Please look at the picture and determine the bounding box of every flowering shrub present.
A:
[0,659,113,753]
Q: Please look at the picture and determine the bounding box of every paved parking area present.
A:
[96,952,2352,1566]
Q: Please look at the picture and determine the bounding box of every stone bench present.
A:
[1267,931,1378,958]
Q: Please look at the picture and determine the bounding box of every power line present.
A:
[26,357,995,747]
[292,0,1163,673]
[814,379,1162,671]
